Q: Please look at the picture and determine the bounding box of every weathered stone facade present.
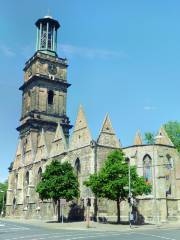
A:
[6,16,180,223]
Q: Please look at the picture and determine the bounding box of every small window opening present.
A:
[15,173,18,184]
[25,171,29,185]
[143,154,152,183]
[75,158,81,177]
[13,198,16,209]
[38,167,42,181]
[48,90,54,105]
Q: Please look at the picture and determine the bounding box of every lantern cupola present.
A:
[35,15,60,56]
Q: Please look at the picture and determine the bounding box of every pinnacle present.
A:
[134,130,143,145]
[97,114,121,148]
[38,129,46,147]
[74,105,91,133]
[69,106,92,150]
[156,126,174,146]
[100,113,115,134]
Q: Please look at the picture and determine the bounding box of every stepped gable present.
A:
[134,130,143,145]
[69,105,92,150]
[155,126,174,146]
[50,123,68,157]
[97,114,121,148]
[35,128,48,162]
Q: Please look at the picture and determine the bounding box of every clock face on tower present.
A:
[48,63,57,75]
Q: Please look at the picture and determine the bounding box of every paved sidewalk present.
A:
[2,218,180,232]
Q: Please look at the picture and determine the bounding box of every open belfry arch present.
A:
[6,15,180,223]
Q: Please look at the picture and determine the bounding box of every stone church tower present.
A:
[17,16,72,166]
[6,16,72,217]
[18,15,71,153]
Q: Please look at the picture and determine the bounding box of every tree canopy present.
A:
[0,181,8,215]
[36,160,79,221]
[163,121,180,152]
[84,150,151,223]
[144,132,155,144]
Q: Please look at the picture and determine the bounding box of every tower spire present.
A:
[47,8,51,17]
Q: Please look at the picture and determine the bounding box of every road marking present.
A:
[63,233,133,240]
[3,233,91,240]
[137,232,177,240]
[30,232,133,240]
[0,227,30,232]
[3,232,133,240]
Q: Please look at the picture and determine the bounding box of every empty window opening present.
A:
[143,154,152,183]
[13,198,16,209]
[75,158,81,177]
[15,173,18,186]
[25,171,29,185]
[165,154,172,196]
[48,90,54,105]
[38,167,42,181]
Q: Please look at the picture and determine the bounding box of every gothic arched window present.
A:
[25,171,29,185]
[165,154,172,195]
[38,167,42,181]
[143,154,152,183]
[75,158,81,177]
[48,90,54,105]
[13,198,16,209]
[15,173,18,188]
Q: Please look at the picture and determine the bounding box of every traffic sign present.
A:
[60,198,66,206]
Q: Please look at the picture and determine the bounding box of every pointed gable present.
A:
[16,139,22,156]
[13,139,23,169]
[50,123,68,157]
[69,105,92,150]
[155,126,174,146]
[23,132,35,165]
[134,130,143,145]
[97,114,121,148]
[38,128,46,147]
[35,128,48,162]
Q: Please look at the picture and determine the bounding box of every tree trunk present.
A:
[117,198,120,223]
[57,199,61,222]
[93,197,98,222]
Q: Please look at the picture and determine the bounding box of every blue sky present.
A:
[1,0,180,181]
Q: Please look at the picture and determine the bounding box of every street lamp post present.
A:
[85,188,91,228]
[0,190,5,217]
[124,158,132,228]
[128,159,132,228]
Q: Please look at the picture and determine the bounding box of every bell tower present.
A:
[17,15,72,150]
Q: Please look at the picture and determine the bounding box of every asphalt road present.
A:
[0,220,180,240]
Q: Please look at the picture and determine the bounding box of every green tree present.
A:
[36,160,79,222]
[84,150,151,223]
[0,181,8,216]
[144,132,155,144]
[163,121,180,152]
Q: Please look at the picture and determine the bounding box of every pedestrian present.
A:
[130,212,134,227]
